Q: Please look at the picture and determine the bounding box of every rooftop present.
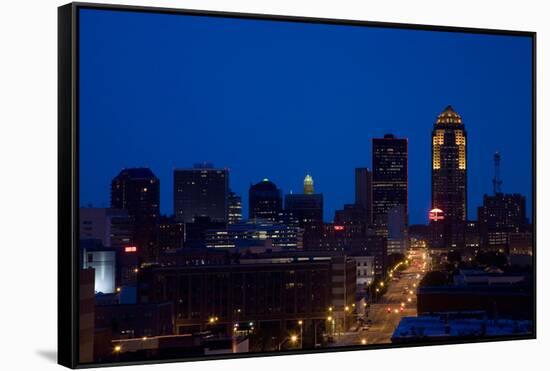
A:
[435,105,463,125]
[392,315,532,342]
[114,167,157,180]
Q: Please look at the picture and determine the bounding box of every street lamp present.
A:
[278,335,298,351]
[344,306,350,332]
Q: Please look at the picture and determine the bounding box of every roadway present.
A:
[330,249,429,347]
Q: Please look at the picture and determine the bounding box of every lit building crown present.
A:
[436,105,463,125]
[303,174,314,195]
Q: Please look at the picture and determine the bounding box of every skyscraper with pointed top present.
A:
[285,174,323,249]
[304,174,314,195]
[431,105,467,249]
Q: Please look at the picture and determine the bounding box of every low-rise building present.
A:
[392,314,532,343]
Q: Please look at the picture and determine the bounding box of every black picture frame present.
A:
[58,2,537,368]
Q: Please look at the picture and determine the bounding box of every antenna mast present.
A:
[492,151,502,195]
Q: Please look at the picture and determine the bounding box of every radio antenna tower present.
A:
[492,151,502,195]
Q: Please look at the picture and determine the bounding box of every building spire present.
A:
[304,174,314,195]
[493,151,502,194]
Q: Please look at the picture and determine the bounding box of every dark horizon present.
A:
[78,9,533,224]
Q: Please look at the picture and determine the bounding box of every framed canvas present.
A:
[58,2,536,368]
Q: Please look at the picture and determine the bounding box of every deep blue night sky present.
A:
[79,9,533,224]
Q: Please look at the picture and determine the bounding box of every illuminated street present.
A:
[330,249,429,347]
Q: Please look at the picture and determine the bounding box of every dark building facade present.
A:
[477,193,527,251]
[285,194,324,225]
[184,216,226,248]
[95,302,174,340]
[334,204,369,227]
[139,262,332,336]
[284,175,323,227]
[157,216,185,253]
[248,179,282,222]
[79,268,95,363]
[111,168,160,262]
[285,184,323,250]
[417,284,533,320]
[173,163,229,223]
[431,106,467,249]
[311,220,387,278]
[138,251,356,345]
[464,221,481,251]
[372,134,408,236]
[354,167,372,224]
[80,208,133,251]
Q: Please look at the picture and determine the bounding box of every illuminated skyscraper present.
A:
[227,191,243,224]
[431,105,467,248]
[372,134,408,236]
[304,174,314,195]
[285,175,323,249]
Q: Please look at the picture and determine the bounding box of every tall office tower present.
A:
[304,174,314,195]
[227,191,243,224]
[173,163,229,223]
[285,174,324,249]
[354,167,373,224]
[285,190,323,226]
[478,193,527,251]
[111,168,160,262]
[372,134,408,236]
[431,105,467,249]
[248,179,282,221]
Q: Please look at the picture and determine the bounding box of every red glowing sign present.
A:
[124,246,137,253]
[429,208,444,221]
[334,225,345,231]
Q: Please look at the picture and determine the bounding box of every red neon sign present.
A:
[429,208,444,221]
[124,246,137,253]
[334,225,345,231]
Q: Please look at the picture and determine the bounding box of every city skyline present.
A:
[79,9,533,224]
[73,7,534,365]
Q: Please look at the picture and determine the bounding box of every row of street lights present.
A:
[205,305,358,351]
